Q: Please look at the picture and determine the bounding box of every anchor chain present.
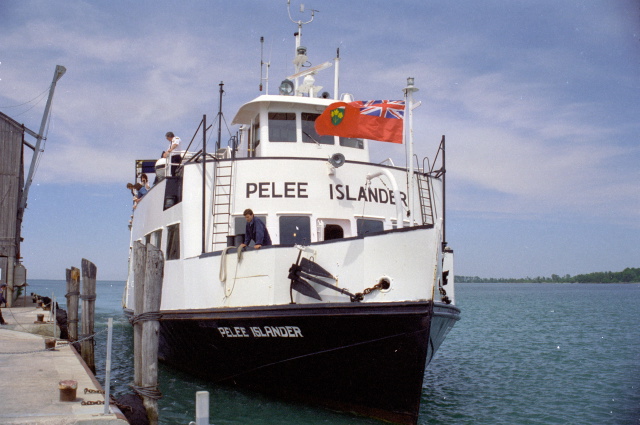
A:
[81,400,104,406]
[79,389,133,412]
[352,281,386,302]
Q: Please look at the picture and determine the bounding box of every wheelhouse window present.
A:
[268,112,296,142]
[166,224,180,260]
[340,137,364,149]
[301,113,334,145]
[356,219,384,237]
[279,216,311,245]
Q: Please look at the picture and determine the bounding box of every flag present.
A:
[314,100,405,144]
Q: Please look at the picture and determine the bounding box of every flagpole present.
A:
[403,78,419,226]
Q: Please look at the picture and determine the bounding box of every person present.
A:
[239,208,272,249]
[0,284,7,324]
[163,132,182,176]
[126,182,144,212]
[137,173,150,198]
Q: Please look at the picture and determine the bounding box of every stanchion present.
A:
[195,391,210,425]
[104,317,113,415]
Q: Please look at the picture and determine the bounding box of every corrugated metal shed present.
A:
[0,111,33,279]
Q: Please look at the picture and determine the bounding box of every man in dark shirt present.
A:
[239,208,272,249]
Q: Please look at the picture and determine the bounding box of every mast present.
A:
[333,48,340,100]
[287,0,315,90]
[403,77,419,226]
[202,114,207,254]
[20,65,66,212]
[260,37,270,94]
[216,82,224,152]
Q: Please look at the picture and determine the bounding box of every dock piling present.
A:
[142,243,164,425]
[66,266,80,341]
[132,241,146,388]
[81,258,97,373]
[131,243,164,425]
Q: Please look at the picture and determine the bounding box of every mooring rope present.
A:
[128,311,163,326]
[131,384,163,400]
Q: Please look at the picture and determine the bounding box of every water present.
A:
[26,280,640,424]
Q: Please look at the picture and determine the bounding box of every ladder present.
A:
[211,160,234,250]
[416,173,435,225]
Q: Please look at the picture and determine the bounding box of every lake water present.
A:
[26,280,640,425]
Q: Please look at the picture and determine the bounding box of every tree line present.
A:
[455,267,640,283]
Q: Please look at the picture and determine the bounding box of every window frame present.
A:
[166,224,181,260]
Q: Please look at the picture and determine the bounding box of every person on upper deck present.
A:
[239,208,272,250]
[163,132,182,176]
[138,173,150,198]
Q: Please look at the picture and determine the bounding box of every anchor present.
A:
[288,252,359,302]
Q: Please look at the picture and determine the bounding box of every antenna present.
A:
[216,81,224,151]
[260,36,270,93]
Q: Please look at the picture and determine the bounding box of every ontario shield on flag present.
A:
[314,100,405,144]
[330,106,346,125]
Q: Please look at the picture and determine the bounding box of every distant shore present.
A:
[456,267,640,284]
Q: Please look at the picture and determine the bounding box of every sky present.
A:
[1,1,639,281]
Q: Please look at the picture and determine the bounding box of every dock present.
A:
[0,296,129,425]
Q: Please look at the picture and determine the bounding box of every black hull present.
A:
[148,301,459,424]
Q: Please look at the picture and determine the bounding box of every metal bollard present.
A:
[59,380,78,401]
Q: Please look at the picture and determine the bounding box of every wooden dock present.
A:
[0,297,129,424]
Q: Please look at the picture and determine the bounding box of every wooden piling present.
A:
[67,267,80,342]
[141,244,164,425]
[132,241,146,387]
[81,258,97,374]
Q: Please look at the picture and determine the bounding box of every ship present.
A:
[123,4,460,424]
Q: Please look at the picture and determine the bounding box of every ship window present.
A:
[268,112,296,142]
[279,216,311,245]
[151,229,162,248]
[144,229,162,247]
[166,224,180,260]
[324,224,344,240]
[356,219,384,237]
[301,113,334,145]
[340,137,364,149]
